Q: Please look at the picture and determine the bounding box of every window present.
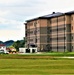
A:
[72,46,73,49]
[72,36,73,39]
[72,26,73,30]
[72,17,73,20]
[64,46,66,49]
[50,47,52,49]
[51,46,57,49]
[30,39,33,41]
[64,37,66,40]
[51,38,57,40]
[30,31,33,34]
[58,37,65,40]
[35,39,37,43]
[58,46,65,49]
[34,30,37,35]
[25,25,27,29]
[58,17,65,22]
[51,19,57,23]
[29,22,33,26]
[34,22,37,27]
[58,27,66,30]
[26,33,27,36]
[50,30,51,32]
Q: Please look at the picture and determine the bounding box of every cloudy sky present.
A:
[0,0,74,41]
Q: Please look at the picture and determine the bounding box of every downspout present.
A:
[57,17,58,52]
[49,19,52,51]
[29,22,30,49]
[64,15,65,52]
[40,19,41,51]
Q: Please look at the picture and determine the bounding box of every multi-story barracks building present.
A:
[25,11,74,52]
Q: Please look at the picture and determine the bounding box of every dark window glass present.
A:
[72,46,73,49]
[72,26,73,30]
[72,36,73,39]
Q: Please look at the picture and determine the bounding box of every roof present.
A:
[26,12,64,22]
[40,12,63,18]
[65,10,74,15]
[26,11,74,22]
[0,44,6,46]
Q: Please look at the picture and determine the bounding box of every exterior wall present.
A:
[0,46,7,53]
[40,19,48,27]
[71,14,74,51]
[66,24,71,52]
[25,19,49,52]
[50,18,58,52]
[39,19,49,51]
[50,15,71,52]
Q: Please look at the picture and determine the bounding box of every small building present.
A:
[19,48,37,54]
[0,44,8,53]
[6,47,16,54]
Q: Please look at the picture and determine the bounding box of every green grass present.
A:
[0,54,74,75]
[0,59,74,75]
[0,52,74,59]
[38,52,74,56]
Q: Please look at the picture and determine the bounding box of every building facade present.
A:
[25,11,74,52]
[0,44,7,53]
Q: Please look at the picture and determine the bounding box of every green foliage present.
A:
[8,45,15,48]
[13,40,21,51]
[13,37,26,51]
[0,40,14,47]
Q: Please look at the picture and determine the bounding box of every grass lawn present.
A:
[0,54,74,75]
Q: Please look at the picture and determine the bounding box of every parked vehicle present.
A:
[0,50,4,54]
[0,50,9,54]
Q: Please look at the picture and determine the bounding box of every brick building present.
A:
[25,11,74,52]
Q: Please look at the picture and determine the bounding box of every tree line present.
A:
[13,37,26,51]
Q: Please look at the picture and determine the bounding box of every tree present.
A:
[13,37,26,51]
[13,40,20,51]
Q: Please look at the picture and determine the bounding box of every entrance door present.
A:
[32,49,35,53]
[26,49,30,53]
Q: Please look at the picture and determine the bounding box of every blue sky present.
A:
[0,0,74,41]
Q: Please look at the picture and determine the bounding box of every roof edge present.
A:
[26,11,74,22]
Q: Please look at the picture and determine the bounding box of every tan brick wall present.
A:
[58,16,64,25]
[36,20,40,27]
[65,15,71,24]
[47,19,51,27]
[51,18,57,26]
[40,19,48,27]
[71,14,74,33]
[29,21,34,29]
[27,20,40,29]
[27,22,30,29]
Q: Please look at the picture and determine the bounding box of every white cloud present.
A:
[0,10,10,17]
[0,17,25,41]
[0,28,25,42]
[0,0,20,6]
[0,17,23,29]
[0,0,74,41]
